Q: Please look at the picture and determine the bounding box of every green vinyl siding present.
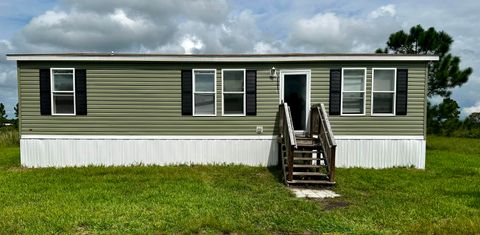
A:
[17,61,427,136]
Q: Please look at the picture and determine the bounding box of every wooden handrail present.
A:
[310,103,337,182]
[319,103,336,146]
[279,103,297,148]
[279,103,296,181]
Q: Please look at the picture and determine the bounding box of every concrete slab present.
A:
[290,188,340,199]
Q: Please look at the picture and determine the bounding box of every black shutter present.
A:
[75,69,87,115]
[39,69,51,115]
[246,70,257,115]
[181,70,193,115]
[396,69,408,115]
[329,69,342,115]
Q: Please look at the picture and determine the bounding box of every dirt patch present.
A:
[6,167,31,172]
[322,199,351,211]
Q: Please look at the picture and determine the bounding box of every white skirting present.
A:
[335,136,426,169]
[20,135,425,169]
[20,135,279,168]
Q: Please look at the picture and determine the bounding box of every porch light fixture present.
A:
[270,66,278,79]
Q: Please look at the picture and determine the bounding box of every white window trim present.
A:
[371,68,397,116]
[221,69,246,116]
[340,67,366,116]
[192,69,217,117]
[50,68,76,116]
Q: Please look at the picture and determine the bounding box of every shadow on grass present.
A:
[267,165,284,184]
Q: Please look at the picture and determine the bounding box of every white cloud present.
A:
[254,42,277,53]
[180,35,204,54]
[0,40,13,51]
[463,102,480,115]
[62,0,229,24]
[0,66,15,87]
[289,11,400,52]
[369,4,396,18]
[29,10,67,26]
[109,9,143,29]
[294,12,343,45]
[14,0,260,54]
[20,8,174,52]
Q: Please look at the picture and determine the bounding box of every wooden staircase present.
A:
[278,103,337,186]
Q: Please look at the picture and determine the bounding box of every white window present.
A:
[193,69,216,116]
[222,69,245,116]
[341,68,366,115]
[372,68,396,115]
[51,68,75,115]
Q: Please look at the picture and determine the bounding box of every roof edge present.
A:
[6,53,439,62]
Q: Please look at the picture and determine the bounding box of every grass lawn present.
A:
[0,136,479,234]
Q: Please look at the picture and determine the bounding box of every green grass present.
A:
[0,135,479,234]
[0,127,19,148]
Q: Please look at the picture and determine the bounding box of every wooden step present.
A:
[295,137,320,148]
[292,157,325,161]
[294,150,318,154]
[292,164,322,168]
[283,157,327,163]
[287,179,336,185]
[282,159,327,165]
[282,161,327,167]
[296,143,320,148]
[292,172,327,177]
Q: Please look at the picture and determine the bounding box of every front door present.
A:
[281,70,310,132]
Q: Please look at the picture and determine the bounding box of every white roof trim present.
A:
[6,54,439,62]
[335,135,424,140]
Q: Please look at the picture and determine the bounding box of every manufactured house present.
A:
[7,53,438,185]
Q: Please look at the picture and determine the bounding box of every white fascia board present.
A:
[6,55,440,62]
[335,135,424,140]
[21,135,278,140]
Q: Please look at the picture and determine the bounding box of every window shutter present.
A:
[39,69,51,115]
[75,69,87,115]
[246,70,257,115]
[329,69,342,115]
[181,70,193,115]
[396,69,408,115]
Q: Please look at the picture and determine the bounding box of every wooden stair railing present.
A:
[278,103,297,182]
[279,102,337,185]
[310,103,337,182]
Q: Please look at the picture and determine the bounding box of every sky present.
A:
[0,0,479,118]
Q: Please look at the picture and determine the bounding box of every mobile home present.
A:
[7,53,438,184]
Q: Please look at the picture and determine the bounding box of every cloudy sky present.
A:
[0,0,479,118]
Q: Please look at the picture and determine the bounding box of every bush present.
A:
[450,127,480,138]
[428,111,480,139]
[0,127,19,147]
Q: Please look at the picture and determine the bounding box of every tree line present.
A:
[0,103,18,129]
[376,25,479,137]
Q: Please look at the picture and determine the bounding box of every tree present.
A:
[427,98,461,136]
[377,25,473,136]
[467,112,480,125]
[376,25,472,97]
[463,112,480,130]
[13,103,19,129]
[0,103,7,123]
[14,103,18,119]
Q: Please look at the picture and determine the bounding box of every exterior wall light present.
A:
[270,66,278,79]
